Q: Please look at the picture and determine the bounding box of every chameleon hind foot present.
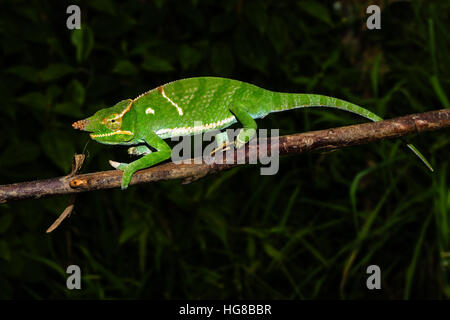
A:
[235,128,256,149]
[210,141,234,155]
[210,132,233,155]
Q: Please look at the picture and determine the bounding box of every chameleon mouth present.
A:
[90,130,133,138]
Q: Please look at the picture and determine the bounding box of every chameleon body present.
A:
[72,77,433,189]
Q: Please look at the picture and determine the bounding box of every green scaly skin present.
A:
[72,77,433,189]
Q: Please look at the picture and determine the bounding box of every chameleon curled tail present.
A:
[266,92,434,172]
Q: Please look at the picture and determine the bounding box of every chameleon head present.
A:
[72,99,136,144]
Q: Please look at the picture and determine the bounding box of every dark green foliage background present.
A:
[0,0,449,299]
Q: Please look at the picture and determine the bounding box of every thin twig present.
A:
[0,108,449,203]
[46,154,85,232]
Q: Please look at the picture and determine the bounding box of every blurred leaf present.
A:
[211,43,234,76]
[139,229,148,273]
[268,16,289,53]
[264,243,282,261]
[0,241,11,261]
[113,60,139,76]
[201,209,228,247]
[245,2,268,34]
[18,205,44,232]
[66,79,85,106]
[430,75,450,108]
[119,220,145,244]
[154,0,165,9]
[0,141,40,168]
[322,50,340,71]
[142,55,174,72]
[130,39,162,56]
[71,27,94,63]
[23,253,67,278]
[91,15,136,39]
[210,14,235,34]
[53,102,83,118]
[179,45,202,71]
[39,64,75,82]
[404,213,432,299]
[46,85,62,102]
[350,166,377,215]
[14,6,40,22]
[298,1,333,27]
[47,37,65,58]
[6,66,39,83]
[247,236,256,259]
[16,92,48,110]
[0,213,13,234]
[292,76,314,86]
[87,0,116,15]
[242,227,267,238]
[205,169,239,198]
[40,130,75,172]
[371,53,382,98]
[0,277,11,299]
[234,27,268,73]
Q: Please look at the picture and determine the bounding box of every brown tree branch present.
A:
[1,109,449,203]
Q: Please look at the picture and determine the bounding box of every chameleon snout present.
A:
[72,119,89,130]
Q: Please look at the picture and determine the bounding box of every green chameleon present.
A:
[72,77,433,189]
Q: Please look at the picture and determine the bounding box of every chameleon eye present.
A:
[104,114,122,130]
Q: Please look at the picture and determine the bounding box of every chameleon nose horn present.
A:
[72,119,88,130]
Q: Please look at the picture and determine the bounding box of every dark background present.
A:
[0,0,449,299]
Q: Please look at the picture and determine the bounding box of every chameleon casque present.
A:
[72,77,433,189]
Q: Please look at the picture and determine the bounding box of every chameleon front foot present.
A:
[109,160,132,189]
[128,145,153,156]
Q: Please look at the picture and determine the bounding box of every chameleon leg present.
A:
[110,132,172,189]
[229,103,257,149]
[210,131,232,155]
[128,145,153,156]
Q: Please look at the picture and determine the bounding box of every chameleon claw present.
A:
[109,160,123,169]
[109,160,120,169]
[234,138,246,149]
[127,147,137,155]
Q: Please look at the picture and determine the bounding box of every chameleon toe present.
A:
[109,160,121,169]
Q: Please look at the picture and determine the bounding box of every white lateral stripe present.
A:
[155,116,236,137]
[161,88,184,115]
